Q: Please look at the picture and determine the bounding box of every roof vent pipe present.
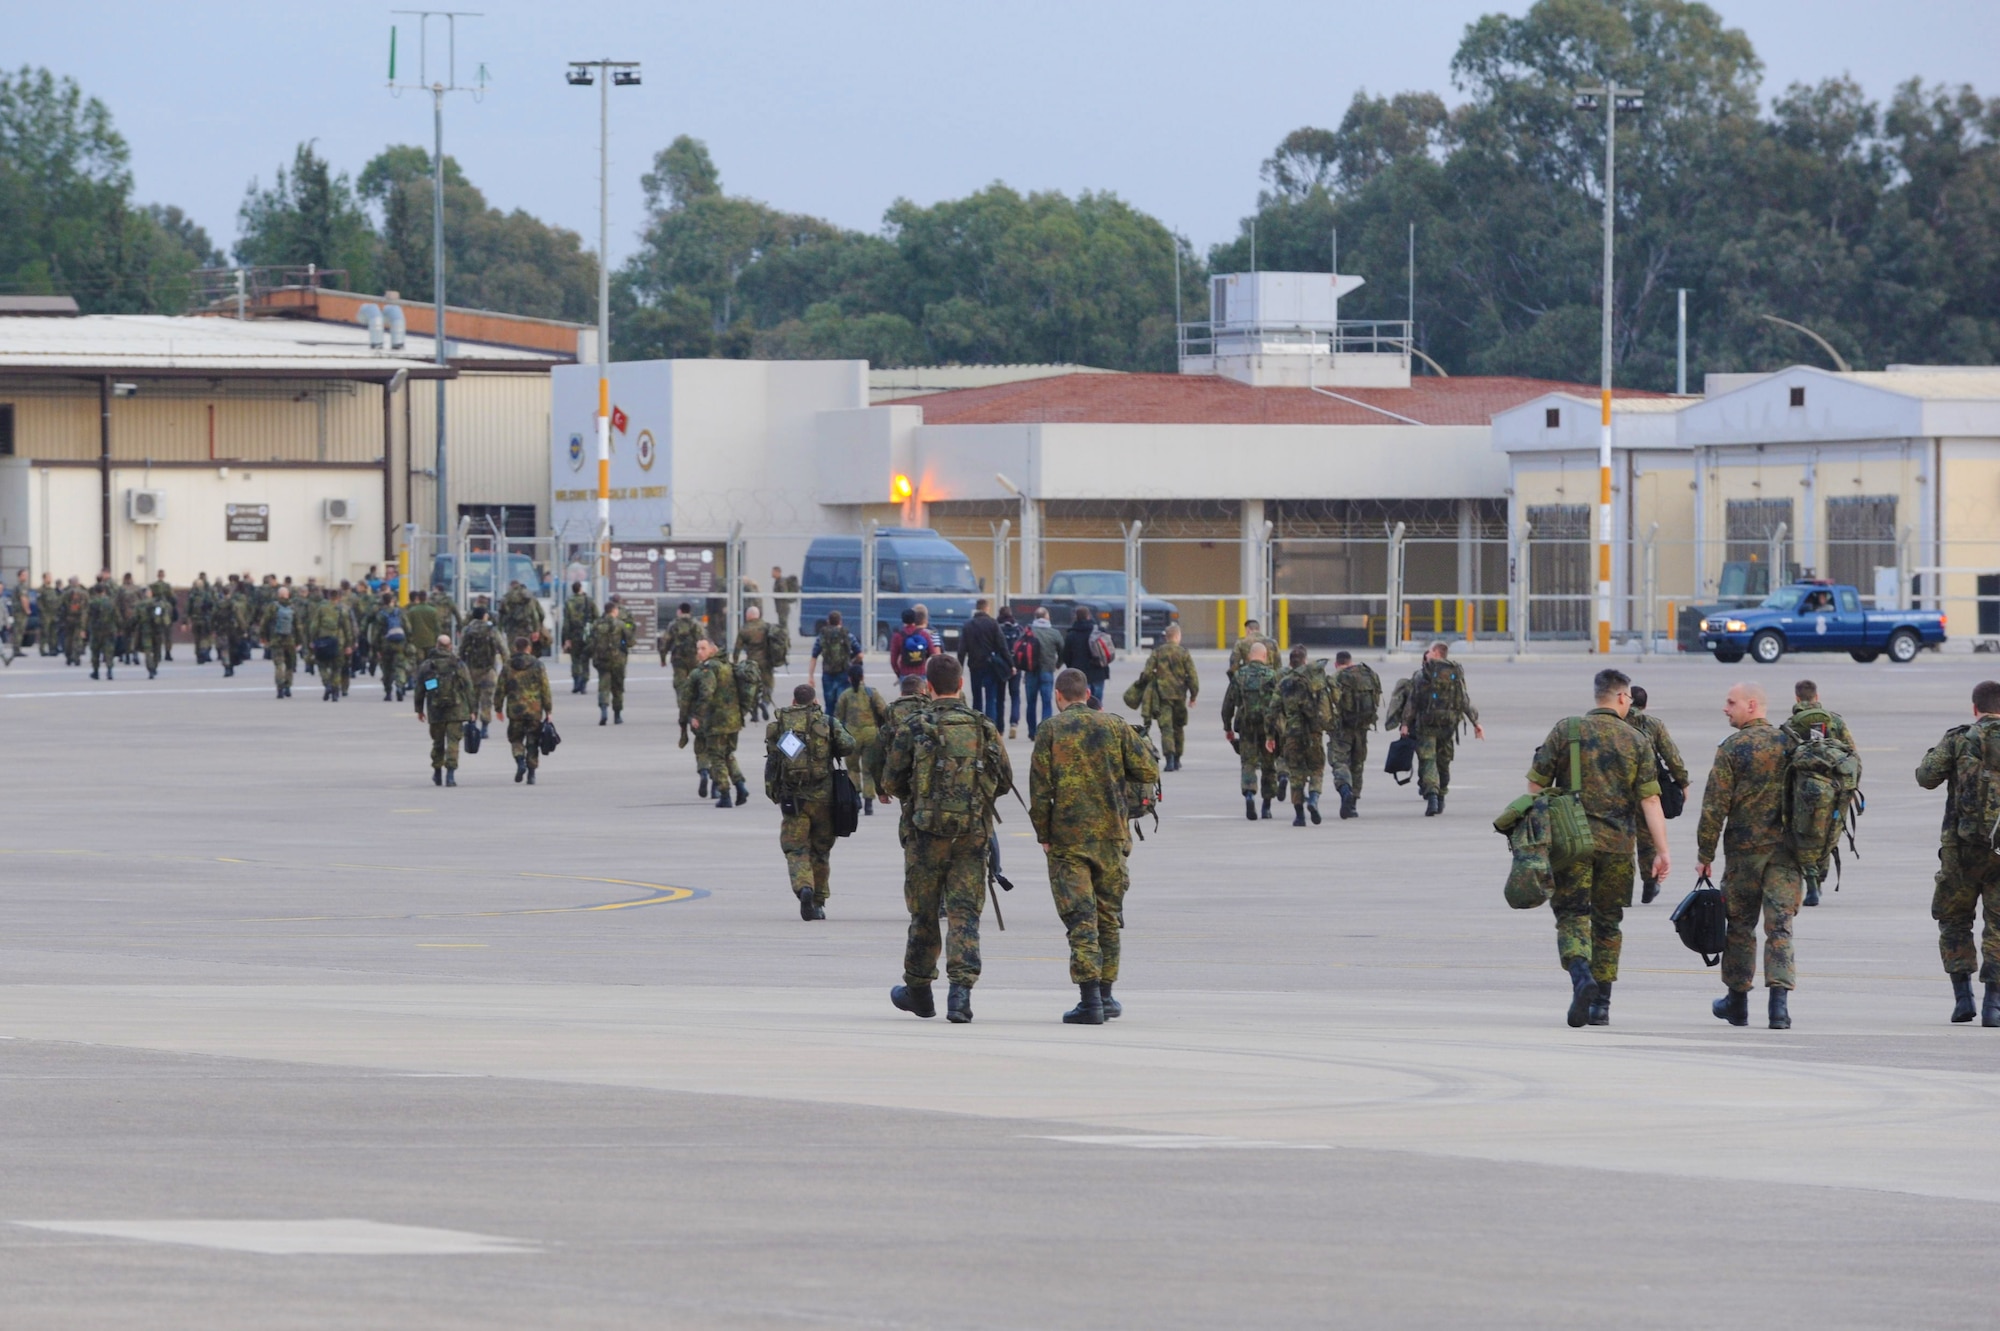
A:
[357,303,385,350]
[385,304,407,350]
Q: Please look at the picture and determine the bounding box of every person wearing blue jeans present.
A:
[1024,611,1062,737]
[998,608,1025,739]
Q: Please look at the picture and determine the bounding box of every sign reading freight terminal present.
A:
[606,543,720,640]
[224,504,270,542]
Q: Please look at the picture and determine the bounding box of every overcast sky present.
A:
[14,0,1999,269]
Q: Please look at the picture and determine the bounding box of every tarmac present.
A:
[4,644,1999,1329]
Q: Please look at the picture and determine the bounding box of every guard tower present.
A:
[1178,272,1411,388]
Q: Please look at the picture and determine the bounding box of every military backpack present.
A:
[1412,658,1468,735]
[1783,711,1863,892]
[1125,720,1164,840]
[908,707,1003,839]
[379,605,406,643]
[1233,662,1278,741]
[1948,720,2000,854]
[1340,662,1382,730]
[819,627,854,676]
[768,705,833,799]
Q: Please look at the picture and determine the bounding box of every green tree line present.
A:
[6,0,1996,386]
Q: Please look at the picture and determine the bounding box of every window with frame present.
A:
[0,403,14,456]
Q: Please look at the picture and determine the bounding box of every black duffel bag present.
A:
[829,762,861,838]
[310,634,340,663]
[537,717,561,754]
[1383,734,1416,786]
[1670,872,1727,966]
[1655,749,1686,819]
[461,720,482,755]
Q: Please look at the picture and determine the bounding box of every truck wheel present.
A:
[1750,631,1785,664]
[1714,649,1744,664]
[1849,649,1880,663]
[1888,629,1921,663]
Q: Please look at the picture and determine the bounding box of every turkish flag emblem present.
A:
[610,406,629,434]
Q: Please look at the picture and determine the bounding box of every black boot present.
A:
[1587,980,1612,1026]
[698,770,710,798]
[946,983,974,1024]
[1952,973,1976,1023]
[891,983,936,1019]
[1803,880,1821,908]
[1985,983,2000,1029]
[1099,981,1121,1019]
[735,780,750,806]
[1641,877,1660,905]
[432,767,443,787]
[445,769,456,787]
[798,885,816,921]
[1260,798,1272,820]
[614,709,623,725]
[89,668,98,680]
[1244,795,1257,822]
[1435,792,1446,814]
[599,704,608,726]
[715,787,733,809]
[105,666,113,680]
[1565,959,1599,1029]
[480,722,490,739]
[1769,987,1791,1030]
[863,796,874,816]
[1292,803,1306,827]
[1306,792,1322,825]
[525,767,535,785]
[1712,989,1749,1026]
[1424,793,1441,817]
[1338,785,1357,819]
[515,756,527,784]
[1063,982,1105,1025]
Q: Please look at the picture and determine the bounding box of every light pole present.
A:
[390,10,485,544]
[567,59,641,600]
[1574,82,1643,655]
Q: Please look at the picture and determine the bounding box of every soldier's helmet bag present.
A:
[1671,873,1728,966]
[911,709,1000,838]
[1384,734,1416,784]
[1785,723,1863,890]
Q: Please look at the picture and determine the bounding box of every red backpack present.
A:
[1012,633,1038,671]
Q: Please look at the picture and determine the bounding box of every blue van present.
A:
[799,528,982,651]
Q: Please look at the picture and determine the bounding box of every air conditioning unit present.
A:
[324,497,355,525]
[127,489,165,524]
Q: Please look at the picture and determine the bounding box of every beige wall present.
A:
[0,380,389,464]
[404,373,552,534]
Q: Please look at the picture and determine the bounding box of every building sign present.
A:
[550,362,673,541]
[225,503,270,542]
[606,542,721,641]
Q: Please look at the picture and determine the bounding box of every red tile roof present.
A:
[884,372,1665,427]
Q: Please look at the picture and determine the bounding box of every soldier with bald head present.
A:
[1698,680,1802,1030]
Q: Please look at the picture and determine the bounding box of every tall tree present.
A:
[235,142,375,287]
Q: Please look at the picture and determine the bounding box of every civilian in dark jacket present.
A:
[1061,605,1109,705]
[958,599,1010,729]
[997,607,1025,739]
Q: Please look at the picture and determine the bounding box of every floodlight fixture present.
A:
[567,65,594,86]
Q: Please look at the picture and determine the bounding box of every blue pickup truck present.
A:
[1697,581,1947,664]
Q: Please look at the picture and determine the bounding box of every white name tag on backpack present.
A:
[778,731,805,759]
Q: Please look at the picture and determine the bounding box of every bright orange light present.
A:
[891,473,913,502]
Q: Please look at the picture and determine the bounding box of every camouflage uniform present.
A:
[1527,710,1663,984]
[589,613,636,719]
[883,697,1013,993]
[84,590,118,677]
[1030,703,1158,985]
[185,578,214,663]
[1915,717,2000,984]
[1787,700,1856,755]
[1328,662,1380,797]
[563,590,597,693]
[1219,660,1280,801]
[1400,659,1478,800]
[733,617,775,719]
[835,683,891,800]
[1226,631,1280,680]
[1137,640,1199,761]
[774,572,798,636]
[148,578,178,660]
[662,612,704,692]
[372,596,409,700]
[412,645,474,773]
[1275,662,1333,813]
[1626,706,1690,893]
[256,597,300,694]
[688,654,744,788]
[402,599,443,656]
[1697,718,1802,993]
[133,593,171,677]
[764,702,858,907]
[497,585,544,656]
[458,617,503,726]
[303,594,352,697]
[499,649,552,776]
[868,693,931,842]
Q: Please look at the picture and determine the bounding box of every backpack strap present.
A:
[1566,716,1583,795]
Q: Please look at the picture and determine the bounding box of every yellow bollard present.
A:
[396,547,410,607]
[1497,599,1507,635]
[1278,599,1289,651]
[1465,599,1475,643]
[1402,602,1411,643]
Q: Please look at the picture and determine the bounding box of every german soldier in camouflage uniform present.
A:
[1275,645,1333,826]
[1136,623,1198,771]
[1625,685,1689,903]
[687,637,748,807]
[1328,651,1380,819]
[868,672,932,841]
[148,571,178,661]
[1527,669,1671,1028]
[497,581,544,658]
[499,634,552,785]
[772,566,798,638]
[835,661,890,815]
[766,682,858,919]
[1032,666,1159,1024]
[413,633,474,786]
[1698,681,1802,1030]
[563,581,597,695]
[60,581,87,666]
[458,603,503,738]
[402,589,443,656]
[1220,640,1280,821]
[884,655,1013,1025]
[134,587,171,679]
[662,602,704,693]
[302,589,351,701]
[1398,640,1483,816]
[1915,679,2000,1026]
[113,574,139,665]
[1785,679,1860,907]
[733,603,776,722]
[373,591,409,701]
[589,601,635,725]
[85,585,118,680]
[258,586,299,698]
[1226,618,1279,681]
